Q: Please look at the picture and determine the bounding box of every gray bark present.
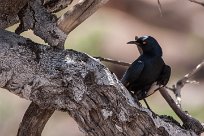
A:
[15,0,67,49]
[17,102,55,136]
[0,0,73,29]
[0,29,198,136]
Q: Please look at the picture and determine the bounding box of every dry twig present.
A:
[157,0,163,17]
[189,0,204,6]
[159,88,204,134]
[94,56,131,66]
[166,60,204,108]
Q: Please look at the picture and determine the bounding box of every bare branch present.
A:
[189,0,204,6]
[57,0,109,34]
[159,88,204,135]
[17,102,55,136]
[157,0,163,17]
[167,60,204,107]
[94,56,131,66]
[43,0,73,13]
[182,60,204,80]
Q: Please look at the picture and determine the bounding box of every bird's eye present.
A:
[143,41,147,45]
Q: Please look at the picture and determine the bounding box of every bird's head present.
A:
[127,36,163,56]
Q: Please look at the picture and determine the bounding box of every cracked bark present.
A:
[0,0,73,28]
[15,0,67,49]
[0,29,199,136]
[17,102,55,136]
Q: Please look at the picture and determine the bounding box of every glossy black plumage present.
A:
[121,36,171,100]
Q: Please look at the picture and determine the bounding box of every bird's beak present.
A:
[127,41,141,46]
[127,41,137,44]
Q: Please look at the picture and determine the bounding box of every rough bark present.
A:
[57,0,109,34]
[0,0,26,28]
[17,102,55,136]
[15,0,67,49]
[0,29,198,136]
[0,0,73,29]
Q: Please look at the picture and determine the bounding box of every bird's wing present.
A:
[157,64,171,86]
[121,60,144,87]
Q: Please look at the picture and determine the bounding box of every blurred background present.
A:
[1,0,204,135]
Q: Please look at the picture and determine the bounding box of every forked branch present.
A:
[166,60,204,107]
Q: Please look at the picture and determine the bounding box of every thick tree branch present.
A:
[15,0,67,49]
[57,0,109,34]
[17,102,55,136]
[0,0,28,28]
[43,0,73,13]
[0,29,197,136]
[0,0,74,29]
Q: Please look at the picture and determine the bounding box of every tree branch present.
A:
[157,0,163,17]
[0,29,197,136]
[17,102,55,136]
[0,0,28,28]
[15,0,67,49]
[159,88,204,135]
[0,0,74,29]
[57,0,109,34]
[167,60,204,107]
[43,0,73,13]
[94,56,131,66]
[189,0,204,6]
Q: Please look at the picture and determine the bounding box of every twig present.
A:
[189,0,204,6]
[167,60,204,107]
[159,88,204,135]
[157,0,163,17]
[94,56,131,66]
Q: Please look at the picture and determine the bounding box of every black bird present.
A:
[121,36,171,101]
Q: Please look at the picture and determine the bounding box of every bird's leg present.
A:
[143,98,151,111]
